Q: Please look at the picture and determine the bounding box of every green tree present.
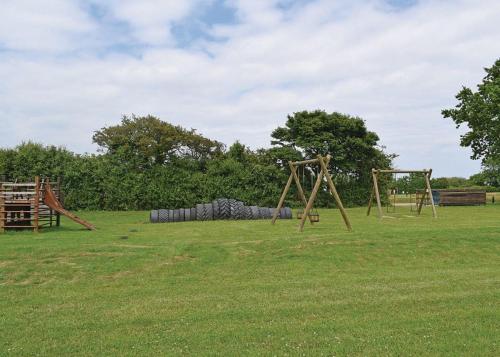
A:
[93,114,223,167]
[472,158,500,187]
[442,59,500,164]
[271,110,394,205]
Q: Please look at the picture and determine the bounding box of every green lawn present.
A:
[1,205,499,356]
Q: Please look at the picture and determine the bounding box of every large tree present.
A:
[93,115,223,166]
[271,110,393,205]
[271,110,393,174]
[442,59,500,164]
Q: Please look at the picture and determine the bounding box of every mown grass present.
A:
[1,204,499,356]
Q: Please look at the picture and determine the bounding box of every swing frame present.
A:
[367,168,437,219]
[271,154,352,232]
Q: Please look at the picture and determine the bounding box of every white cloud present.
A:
[0,0,94,52]
[105,0,202,45]
[0,0,499,177]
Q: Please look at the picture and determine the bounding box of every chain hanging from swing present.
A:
[296,164,319,222]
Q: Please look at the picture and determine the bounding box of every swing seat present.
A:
[309,213,320,222]
[296,209,320,222]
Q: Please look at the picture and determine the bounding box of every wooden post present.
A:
[417,181,427,215]
[272,170,294,224]
[318,155,352,231]
[0,182,4,233]
[289,162,314,225]
[299,167,324,232]
[424,169,437,218]
[33,176,40,233]
[56,176,61,227]
[372,170,383,219]
[367,184,374,216]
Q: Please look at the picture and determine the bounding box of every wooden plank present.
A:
[318,155,352,231]
[34,176,40,232]
[0,182,4,233]
[3,225,37,228]
[0,192,37,195]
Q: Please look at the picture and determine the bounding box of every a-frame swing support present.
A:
[367,168,437,219]
[271,154,352,232]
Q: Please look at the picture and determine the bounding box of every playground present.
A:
[1,204,498,356]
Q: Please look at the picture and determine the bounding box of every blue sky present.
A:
[0,0,499,177]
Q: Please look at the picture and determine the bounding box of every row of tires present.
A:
[150,198,292,223]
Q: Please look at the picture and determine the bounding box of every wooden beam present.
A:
[271,170,294,224]
[56,176,62,226]
[299,167,324,232]
[318,155,352,231]
[374,169,430,174]
[372,170,383,219]
[289,162,314,225]
[424,169,437,218]
[290,156,329,166]
[367,184,374,216]
[33,176,40,233]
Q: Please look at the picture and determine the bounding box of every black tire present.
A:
[229,199,244,220]
[196,203,214,221]
[173,209,181,222]
[242,206,252,220]
[191,208,197,220]
[150,210,159,223]
[258,207,269,219]
[212,200,220,220]
[196,204,205,221]
[166,209,174,223]
[279,207,286,219]
[285,207,292,219]
[184,208,191,222]
[268,208,277,219]
[249,206,260,219]
[217,198,230,219]
[204,203,214,220]
[158,209,169,223]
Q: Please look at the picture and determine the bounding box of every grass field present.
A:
[1,205,499,356]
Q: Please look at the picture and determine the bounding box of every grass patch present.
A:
[1,205,499,355]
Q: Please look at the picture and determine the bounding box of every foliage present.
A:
[93,114,224,168]
[442,58,500,164]
[1,112,393,210]
[271,110,394,206]
[470,158,500,188]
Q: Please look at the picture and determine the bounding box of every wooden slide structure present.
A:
[43,180,95,230]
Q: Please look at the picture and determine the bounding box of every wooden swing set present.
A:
[272,154,352,232]
[367,168,437,219]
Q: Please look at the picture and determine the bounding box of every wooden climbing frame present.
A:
[0,176,95,232]
[271,154,352,232]
[367,168,437,219]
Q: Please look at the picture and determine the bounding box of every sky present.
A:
[0,0,499,177]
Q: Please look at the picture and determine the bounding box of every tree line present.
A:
[0,111,394,210]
